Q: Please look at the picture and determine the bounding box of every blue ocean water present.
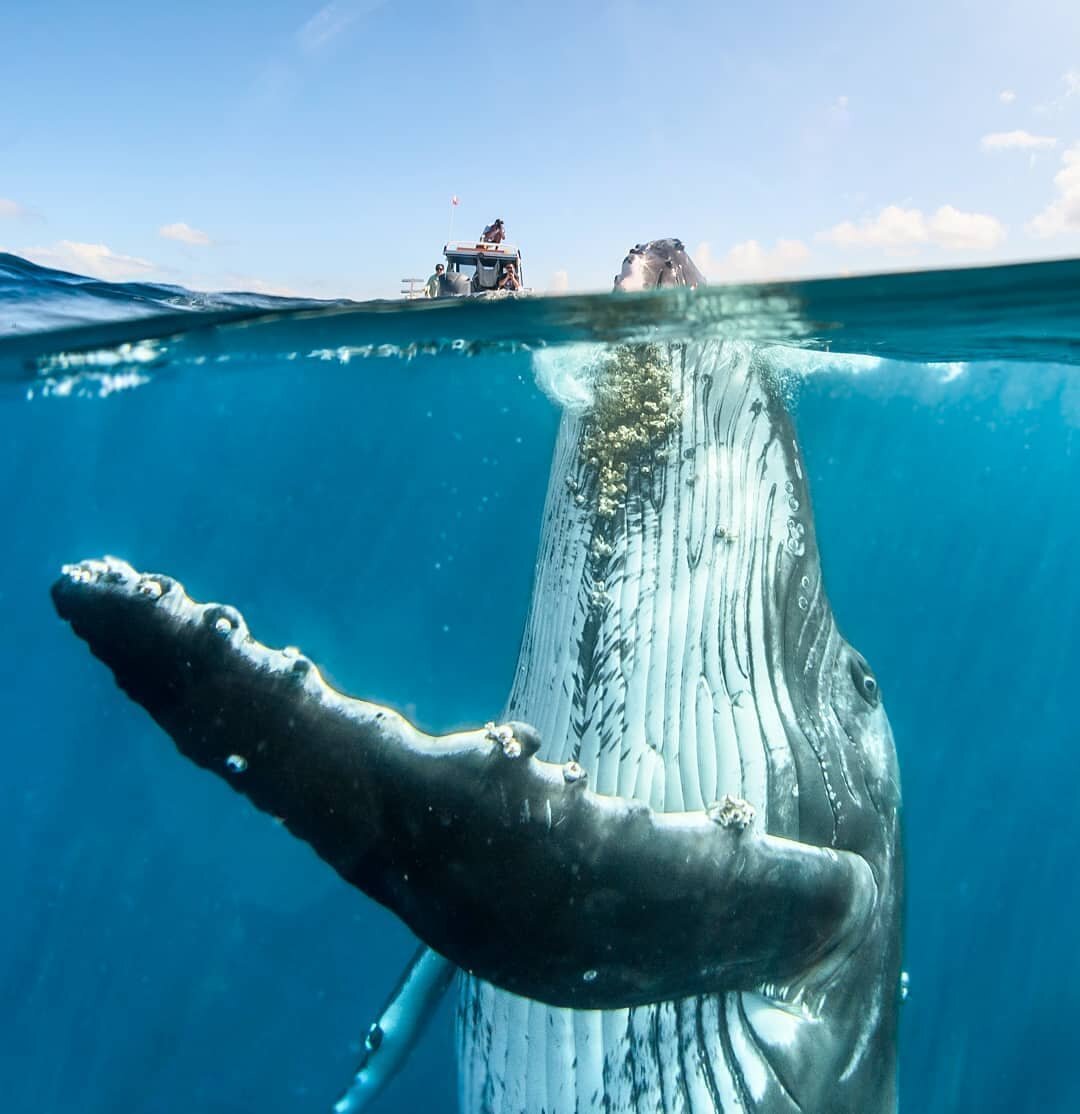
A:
[2,250,1079,1113]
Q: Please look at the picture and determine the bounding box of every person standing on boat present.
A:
[481,218,505,243]
[425,263,444,298]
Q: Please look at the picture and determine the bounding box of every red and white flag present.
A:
[451,195,459,206]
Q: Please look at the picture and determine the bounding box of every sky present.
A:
[2,0,1079,299]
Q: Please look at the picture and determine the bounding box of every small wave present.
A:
[0,251,334,337]
[2,252,1080,393]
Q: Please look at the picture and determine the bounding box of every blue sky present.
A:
[2,0,1079,297]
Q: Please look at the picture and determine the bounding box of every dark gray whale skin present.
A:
[51,558,874,1011]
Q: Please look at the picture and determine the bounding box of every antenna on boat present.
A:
[448,194,459,242]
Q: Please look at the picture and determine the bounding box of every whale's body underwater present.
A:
[52,242,902,1113]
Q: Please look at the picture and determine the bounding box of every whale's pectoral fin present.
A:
[52,557,878,1010]
[334,945,456,1114]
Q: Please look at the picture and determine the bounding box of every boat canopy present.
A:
[441,240,525,294]
[443,240,521,260]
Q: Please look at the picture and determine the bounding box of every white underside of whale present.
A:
[457,341,820,1114]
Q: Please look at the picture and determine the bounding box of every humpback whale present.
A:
[52,240,902,1113]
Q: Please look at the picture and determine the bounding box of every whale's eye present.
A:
[849,654,881,707]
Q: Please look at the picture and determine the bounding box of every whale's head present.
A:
[613,238,705,291]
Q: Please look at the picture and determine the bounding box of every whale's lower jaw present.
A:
[456,340,901,1113]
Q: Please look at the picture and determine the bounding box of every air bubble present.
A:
[583,969,598,983]
[225,754,247,773]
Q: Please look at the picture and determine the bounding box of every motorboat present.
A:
[436,239,529,297]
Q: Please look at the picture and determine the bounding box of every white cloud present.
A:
[0,197,43,222]
[296,1,387,53]
[999,89,1017,104]
[928,205,1007,249]
[1035,70,1080,115]
[159,221,212,246]
[819,204,1005,252]
[980,130,1057,152]
[548,270,569,293]
[819,205,928,249]
[297,4,354,51]
[20,241,158,281]
[1028,143,1080,238]
[255,1,391,105]
[694,238,811,281]
[229,276,307,297]
[184,271,314,298]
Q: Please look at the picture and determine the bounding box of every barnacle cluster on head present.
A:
[579,343,680,520]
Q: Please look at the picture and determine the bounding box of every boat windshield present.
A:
[441,245,524,293]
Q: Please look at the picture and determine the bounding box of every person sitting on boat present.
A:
[481,218,505,244]
[425,263,444,298]
[498,262,520,291]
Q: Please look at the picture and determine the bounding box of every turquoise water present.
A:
[3,250,1079,1112]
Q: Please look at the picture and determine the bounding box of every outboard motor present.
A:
[438,271,473,297]
[613,238,705,291]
